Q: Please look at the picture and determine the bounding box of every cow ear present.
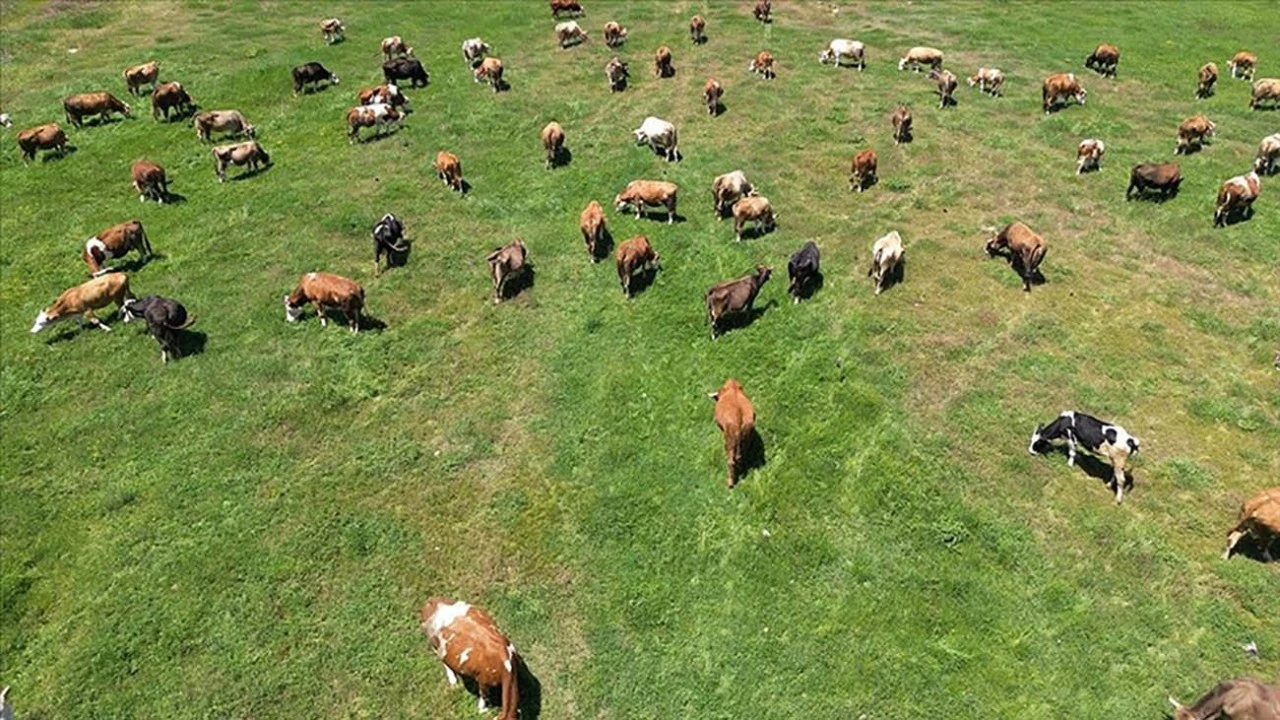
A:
[1104,428,1117,444]
[708,392,719,401]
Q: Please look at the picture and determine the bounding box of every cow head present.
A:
[1027,425,1045,454]
[613,193,629,212]
[897,57,907,70]
[243,122,256,138]
[819,49,833,64]
[632,128,648,144]
[29,309,55,333]
[121,297,138,323]
[756,265,773,283]
[1075,87,1088,104]
[284,295,305,322]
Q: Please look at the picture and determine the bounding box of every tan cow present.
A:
[30,273,134,334]
[83,220,151,276]
[436,151,464,192]
[285,272,364,333]
[1256,133,1280,175]
[1042,72,1087,113]
[474,57,504,92]
[752,0,771,23]
[1084,43,1120,77]
[615,235,659,297]
[868,230,904,295]
[16,123,67,164]
[486,240,529,303]
[706,266,771,340]
[421,597,521,720]
[603,21,627,47]
[704,78,723,116]
[212,141,270,182]
[891,105,912,145]
[1197,62,1218,99]
[131,160,168,203]
[732,196,776,241]
[748,51,775,79]
[898,46,943,72]
[985,222,1045,291]
[555,21,588,48]
[928,68,958,108]
[381,36,413,62]
[968,67,1004,96]
[580,200,607,261]
[320,18,345,44]
[1229,50,1257,80]
[1214,171,1261,227]
[550,0,584,17]
[122,61,159,95]
[1223,488,1280,561]
[711,378,756,488]
[63,92,131,128]
[712,170,754,218]
[1077,138,1105,174]
[1250,77,1280,109]
[1175,114,1215,154]
[357,83,408,108]
[689,15,706,44]
[850,148,877,191]
[654,46,674,78]
[151,81,194,121]
[541,121,565,169]
[1170,678,1280,720]
[193,110,255,142]
[615,180,678,223]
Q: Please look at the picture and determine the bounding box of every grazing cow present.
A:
[850,148,877,191]
[787,241,820,302]
[122,61,159,95]
[541,121,565,169]
[748,51,776,79]
[928,68,958,108]
[753,0,771,23]
[706,266,771,340]
[486,240,529,303]
[1214,170,1261,227]
[710,379,756,488]
[292,62,340,93]
[820,39,865,70]
[372,213,408,276]
[420,597,521,720]
[580,200,607,261]
[1175,114,1216,154]
[615,235,659,297]
[712,170,754,218]
[732,196,776,241]
[131,160,169,203]
[1084,43,1120,77]
[1170,678,1280,720]
[1077,138,1105,174]
[654,46,674,78]
[550,0,584,17]
[1028,410,1139,503]
[606,56,629,92]
[1256,132,1280,174]
[16,123,67,164]
[358,83,408,109]
[151,81,194,121]
[474,57,504,92]
[30,273,134,334]
[1197,62,1218,99]
[1222,488,1280,561]
[381,36,413,62]
[868,230,905,295]
[556,21,588,48]
[1249,77,1280,109]
[968,67,1004,96]
[346,103,402,143]
[689,15,706,44]
[704,78,723,116]
[1042,72,1087,113]
[122,295,194,363]
[615,180,678,223]
[193,110,255,141]
[984,222,1045,292]
[1127,162,1182,200]
[382,58,428,88]
[83,219,151,276]
[435,151,464,192]
[285,272,364,332]
[63,92,131,128]
[0,112,10,128]
[1229,50,1257,80]
[320,18,344,44]
[461,37,491,67]
[212,140,270,181]
[633,116,679,162]
[891,105,912,145]
[898,46,943,72]
[603,21,627,47]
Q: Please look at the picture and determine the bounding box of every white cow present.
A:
[461,37,491,66]
[1256,132,1280,174]
[633,116,679,162]
[868,231,905,295]
[819,39,865,70]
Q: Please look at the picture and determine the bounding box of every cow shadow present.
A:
[852,174,878,192]
[494,79,511,92]
[710,100,725,117]
[626,265,660,297]
[1176,143,1205,156]
[40,145,78,162]
[589,227,614,262]
[360,127,404,144]
[792,270,824,301]
[159,191,188,205]
[175,329,208,358]
[115,254,161,273]
[741,427,767,477]
[896,129,913,144]
[638,210,683,224]
[83,116,126,127]
[644,145,682,162]
[876,258,906,293]
[737,224,775,241]
[1129,187,1180,203]
[384,238,413,270]
[1217,205,1256,227]
[229,164,272,181]
[1041,446,1133,500]
[299,84,334,95]
[549,145,572,169]
[499,265,535,302]
[657,65,676,79]
[693,35,708,46]
[715,300,774,336]
[939,94,958,109]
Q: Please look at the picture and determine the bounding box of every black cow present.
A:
[122,295,195,364]
[373,213,408,276]
[383,58,430,88]
[787,241,821,303]
[1029,410,1141,503]
[292,62,340,94]
[1126,162,1182,201]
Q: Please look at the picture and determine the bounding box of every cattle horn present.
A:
[708,392,719,401]
[1168,696,1182,710]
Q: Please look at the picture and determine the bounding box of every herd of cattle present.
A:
[7,1,1280,717]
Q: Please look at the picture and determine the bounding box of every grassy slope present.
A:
[1,1,1277,717]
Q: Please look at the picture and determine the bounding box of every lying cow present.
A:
[381,36,413,62]
[606,56,629,92]
[550,0,584,17]
[131,160,169,203]
[820,39,865,70]
[193,110,255,141]
[654,46,674,78]
[788,241,820,302]
[292,62,339,94]
[928,68,958,108]
[358,84,407,109]
[748,51,775,79]
[689,15,706,44]
[63,91,131,128]
[16,123,67,164]
[284,272,364,333]
[1084,43,1120,77]
[212,140,270,181]
[615,180,678,223]
[898,46,943,72]
[711,378,756,488]
[346,103,402,143]
[706,265,771,339]
[320,18,344,44]
[704,78,723,116]
[1028,410,1139,503]
[850,148,877,191]
[1170,678,1280,720]
[122,295,195,363]
[31,272,134,334]
[1175,114,1215,154]
[1222,488,1280,561]
[556,21,588,48]
[891,105,912,145]
[752,0,771,23]
[83,219,151,276]
[1229,50,1257,80]
[1249,77,1280,109]
[151,81,194,121]
[603,21,627,47]
[868,230,904,295]
[1127,162,1182,200]
[1196,62,1218,99]
[541,121,565,169]
[383,58,428,88]
[1214,170,1261,227]
[712,170,754,218]
[474,57,504,92]
[633,116,679,162]
[486,239,529,303]
[985,222,1045,292]
[1076,138,1105,174]
[435,151,464,193]
[615,235,659,298]
[968,67,1004,96]
[580,200,607,261]
[1257,132,1280,175]
[372,213,408,276]
[421,597,522,720]
[732,195,777,241]
[461,37,491,67]
[1042,72,1087,113]
[122,61,159,95]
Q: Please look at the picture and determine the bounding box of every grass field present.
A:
[2,1,1279,717]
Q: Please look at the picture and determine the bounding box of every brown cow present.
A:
[1170,678,1280,720]
[580,200,607,261]
[16,123,67,164]
[732,196,777,241]
[706,265,771,339]
[486,240,529,303]
[1250,78,1280,109]
[1175,114,1215,154]
[690,15,706,44]
[435,151,464,192]
[83,220,151,276]
[1042,72,1087,113]
[985,222,1046,292]
[285,272,364,332]
[63,92,131,128]
[30,273,134,334]
[710,379,756,488]
[131,160,169,203]
[1229,50,1257,80]
[1222,487,1280,561]
[357,83,407,109]
[753,0,771,23]
[850,148,877,192]
[346,104,402,143]
[615,180,678,224]
[193,110,255,141]
[1076,138,1105,174]
[550,0,584,17]
[748,51,775,79]
[212,141,270,182]
[1084,43,1120,77]
[541,121,565,169]
[1196,62,1218,99]
[421,597,521,720]
[603,21,627,47]
[122,61,159,95]
[928,68,958,108]
[615,235,659,297]
[1214,171,1261,227]
[151,81,194,121]
[654,46,674,78]
[891,105,912,145]
[606,56,629,92]
[474,57,504,92]
[704,78,723,116]
[1127,162,1182,200]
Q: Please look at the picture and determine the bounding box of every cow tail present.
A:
[167,315,196,330]
[498,650,521,720]
[869,248,883,276]
[1031,244,1046,271]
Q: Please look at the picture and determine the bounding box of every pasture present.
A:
[1,1,1278,717]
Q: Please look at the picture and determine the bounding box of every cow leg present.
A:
[1222,529,1245,560]
[445,666,459,687]
[1065,434,1076,466]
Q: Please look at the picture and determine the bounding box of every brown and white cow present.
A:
[1196,62,1218,99]
[556,21,588,48]
[1229,50,1257,80]
[710,378,756,488]
[285,272,364,332]
[461,38,491,67]
[421,597,522,720]
[346,103,402,143]
[606,56,629,92]
[712,170,754,218]
[16,123,67,164]
[706,266,771,339]
[752,0,771,23]
[748,51,775,79]
[891,105,912,145]
[928,68,958,108]
[580,200,607,261]
[850,148,877,191]
[122,61,159,95]
[474,57,505,92]
[985,222,1045,292]
[83,220,151,276]
[968,67,1004,96]
[381,36,413,62]
[820,39,865,70]
[689,15,706,44]
[615,235,659,298]
[151,81,194,121]
[732,196,776,241]
[194,110,255,142]
[1222,487,1280,561]
[212,141,270,182]
[486,240,529,303]
[654,46,674,78]
[320,18,345,44]
[1175,114,1215,154]
[1042,72,1087,113]
[1214,170,1261,227]
[1076,138,1105,174]
[1084,43,1120,77]
[63,92,131,128]
[436,151,464,192]
[704,78,723,116]
[131,160,169,203]
[541,121,565,169]
[550,0,584,18]
[898,46,943,72]
[868,230,904,295]
[1250,78,1280,109]
[603,21,627,47]
[358,83,407,109]
[1256,133,1280,175]
[615,180,678,223]
[30,273,134,334]
[1127,162,1183,200]
[1170,678,1280,720]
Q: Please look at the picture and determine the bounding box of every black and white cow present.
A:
[1028,410,1140,503]
[122,295,195,363]
[372,213,408,276]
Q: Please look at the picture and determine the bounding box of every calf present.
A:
[435,151,464,192]
[122,295,194,363]
[689,15,706,44]
[461,38,491,67]
[1222,488,1280,561]
[292,62,340,93]
[704,78,723,116]
[820,39,865,70]
[710,379,756,488]
[968,67,1004,96]
[372,213,408,276]
[212,140,270,181]
[30,273,133,334]
[1042,72,1087,113]
[1076,138,1105,174]
[1229,50,1257,80]
[580,200,607,261]
[284,272,363,332]
[0,112,10,128]
[420,597,521,720]
[606,56,629,92]
[1028,410,1138,503]
[891,105,912,145]
[320,18,344,44]
[706,265,771,339]
[358,84,407,109]
[928,68,958,108]
[1256,132,1280,175]
[194,110,255,141]
[556,21,588,49]
[1196,62,1218,99]
[346,104,402,143]
[122,61,159,95]
[732,195,777,241]
[984,222,1045,292]
[550,0,584,17]
[382,58,428,88]
[1084,43,1120,77]
[381,36,413,62]
[898,46,943,72]
[474,57,504,92]
[131,160,169,203]
[654,46,674,78]
[1170,678,1280,720]
[615,180,678,223]
[787,241,820,302]
[1214,170,1261,227]
[16,123,67,164]
[1175,114,1215,154]
[151,81,194,121]
[83,219,151,276]
[541,121,565,169]
[632,116,679,162]
[603,21,627,47]
[615,235,659,297]
[712,170,754,218]
[1127,162,1182,200]
[486,239,529,303]
[1249,77,1280,109]
[748,51,776,79]
[63,91,131,128]
[850,148,877,191]
[868,230,904,295]
[752,0,771,23]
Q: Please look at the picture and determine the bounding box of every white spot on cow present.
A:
[445,666,459,686]
[459,647,472,666]
[306,272,318,280]
[503,658,512,672]
[428,601,472,635]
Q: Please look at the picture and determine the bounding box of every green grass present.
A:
[2,1,1279,717]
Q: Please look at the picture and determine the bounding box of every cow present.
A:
[1084,43,1120,77]
[968,67,1004,96]
[615,180,678,223]
[151,81,194,121]
[1222,488,1280,561]
[420,597,522,720]
[1076,138,1105,174]
[381,36,413,62]
[1169,678,1280,720]
[1042,72,1087,113]
[1229,50,1257,80]
[1214,170,1261,227]
[131,160,169,203]
[486,240,529,303]
[63,92,131,128]
[346,104,402,144]
[984,222,1045,292]
[82,219,151,277]
[474,57,504,92]
[541,121,565,169]
[654,46,674,78]
[1256,132,1280,175]
[753,0,771,23]
[712,170,754,218]
[372,213,408,276]
[556,21,588,48]
[1028,410,1139,503]
[868,230,905,295]
[1175,114,1216,154]
[703,78,723,116]
[292,62,340,94]
[212,140,270,181]
[435,151,464,192]
[193,110,255,141]
[320,18,344,44]
[1249,78,1280,109]
[580,200,607,261]
[898,46,943,72]
[891,105,912,145]
[382,58,428,88]
[689,15,706,44]
[0,112,10,128]
[1197,62,1218,99]
[633,116,679,162]
[710,379,756,488]
[850,148,877,191]
[928,68,958,108]
[121,295,195,363]
[606,56,629,92]
[285,272,363,332]
[706,266,771,339]
[733,196,776,241]
[550,0,584,18]
[461,37,491,67]
[358,83,407,109]
[603,21,627,47]
[16,123,67,164]
[122,61,159,95]
[30,273,134,334]
[615,235,660,298]
[1127,162,1182,200]
[787,241,821,303]
[748,51,775,79]
[820,39,865,70]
